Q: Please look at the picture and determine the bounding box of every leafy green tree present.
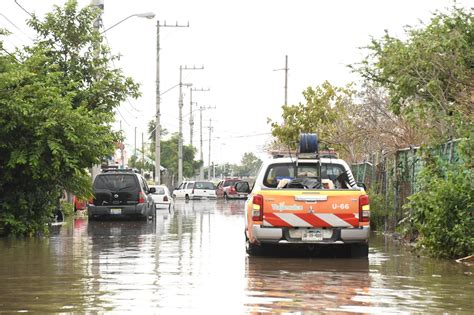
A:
[0,0,139,235]
[236,152,262,176]
[213,163,233,178]
[160,133,202,179]
[268,81,356,155]
[354,6,474,258]
[354,6,473,149]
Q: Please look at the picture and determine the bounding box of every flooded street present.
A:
[0,199,472,313]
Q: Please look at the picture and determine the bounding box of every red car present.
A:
[73,195,87,211]
[216,178,250,200]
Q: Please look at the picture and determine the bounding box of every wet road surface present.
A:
[0,199,472,313]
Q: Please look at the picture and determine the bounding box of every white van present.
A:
[173,181,216,200]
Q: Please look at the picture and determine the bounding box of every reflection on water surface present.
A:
[0,200,471,313]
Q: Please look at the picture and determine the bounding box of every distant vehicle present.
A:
[233,181,251,200]
[149,185,173,211]
[73,195,87,212]
[216,178,249,199]
[173,181,216,200]
[88,169,156,220]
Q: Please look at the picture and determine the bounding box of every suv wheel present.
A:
[185,194,190,201]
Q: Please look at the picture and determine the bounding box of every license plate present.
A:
[302,229,323,241]
[111,208,122,215]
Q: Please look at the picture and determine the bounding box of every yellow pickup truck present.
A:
[244,135,370,257]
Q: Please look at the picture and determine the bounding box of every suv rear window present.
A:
[94,174,138,191]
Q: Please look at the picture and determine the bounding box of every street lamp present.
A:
[88,4,155,181]
[101,12,155,33]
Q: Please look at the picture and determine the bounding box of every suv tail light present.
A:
[163,195,168,202]
[138,192,145,203]
[230,186,236,193]
[192,188,195,194]
[359,195,370,222]
[88,196,94,205]
[252,194,264,221]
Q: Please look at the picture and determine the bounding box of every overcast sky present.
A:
[1,0,471,166]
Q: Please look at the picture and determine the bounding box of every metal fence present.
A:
[351,140,461,230]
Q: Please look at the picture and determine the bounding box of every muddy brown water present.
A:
[0,200,472,313]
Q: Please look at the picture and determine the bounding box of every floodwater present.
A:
[0,199,472,313]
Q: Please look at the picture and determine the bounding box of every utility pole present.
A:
[273,55,289,106]
[119,120,124,168]
[189,87,210,147]
[90,0,103,180]
[155,21,189,185]
[134,126,137,157]
[199,105,215,179]
[208,118,213,180]
[141,132,144,174]
[178,65,204,184]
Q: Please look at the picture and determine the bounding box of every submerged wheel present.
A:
[246,239,262,256]
[245,232,263,256]
[185,194,190,201]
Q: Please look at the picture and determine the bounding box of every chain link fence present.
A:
[351,140,461,230]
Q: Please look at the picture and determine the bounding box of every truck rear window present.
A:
[263,163,347,188]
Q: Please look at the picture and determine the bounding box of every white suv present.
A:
[173,181,216,200]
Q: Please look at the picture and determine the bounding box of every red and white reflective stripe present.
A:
[263,213,358,228]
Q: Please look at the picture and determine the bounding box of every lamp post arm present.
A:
[101,14,137,33]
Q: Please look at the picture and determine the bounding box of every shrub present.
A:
[403,155,473,259]
[60,201,74,217]
[368,190,385,230]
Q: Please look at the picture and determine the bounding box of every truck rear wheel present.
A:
[246,238,264,256]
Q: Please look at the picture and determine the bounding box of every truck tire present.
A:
[245,230,264,256]
[246,240,263,256]
[350,243,369,258]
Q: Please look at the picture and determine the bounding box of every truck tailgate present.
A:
[260,190,364,228]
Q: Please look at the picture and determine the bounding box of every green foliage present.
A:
[0,0,139,235]
[128,153,154,174]
[402,154,473,259]
[368,190,386,230]
[160,133,202,179]
[235,152,262,176]
[213,163,235,178]
[269,81,355,150]
[355,6,474,143]
[60,201,74,217]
